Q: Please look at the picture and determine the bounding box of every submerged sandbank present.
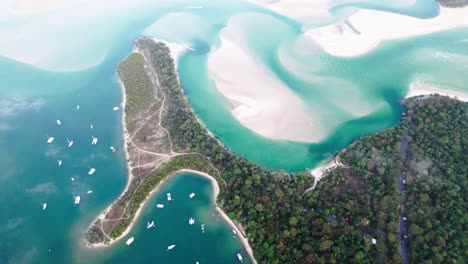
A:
[208,17,325,142]
[306,6,468,57]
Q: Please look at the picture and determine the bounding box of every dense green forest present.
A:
[110,38,467,263]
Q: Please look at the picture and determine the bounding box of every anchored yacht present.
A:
[56,120,62,126]
[189,193,195,199]
[42,203,47,210]
[57,160,62,166]
[147,221,155,229]
[74,196,81,205]
[47,136,54,144]
[189,217,195,225]
[88,168,96,175]
[156,204,164,208]
[113,106,120,111]
[91,136,98,145]
[167,193,172,201]
[237,253,243,263]
[167,245,175,251]
[126,237,134,245]
[67,139,74,148]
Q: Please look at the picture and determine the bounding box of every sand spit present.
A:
[306,6,468,57]
[406,81,468,102]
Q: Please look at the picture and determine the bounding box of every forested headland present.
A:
[86,37,467,264]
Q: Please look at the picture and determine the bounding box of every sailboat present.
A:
[67,138,74,148]
[47,136,54,143]
[88,168,96,175]
[167,245,176,251]
[147,221,155,229]
[74,196,81,205]
[189,217,195,225]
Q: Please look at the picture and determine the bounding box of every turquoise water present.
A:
[0,0,467,263]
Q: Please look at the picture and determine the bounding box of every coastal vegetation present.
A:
[86,37,467,264]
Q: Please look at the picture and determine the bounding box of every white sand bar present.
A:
[406,81,468,102]
[306,6,468,57]
[208,18,325,142]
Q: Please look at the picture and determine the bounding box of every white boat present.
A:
[71,177,75,182]
[57,160,62,166]
[56,120,62,126]
[403,217,407,221]
[156,204,164,208]
[74,196,81,205]
[113,106,120,111]
[201,224,205,234]
[110,146,116,152]
[88,168,96,175]
[91,136,98,145]
[67,138,74,148]
[76,105,80,110]
[47,136,54,144]
[189,193,195,199]
[42,203,47,210]
[126,237,134,245]
[237,253,243,263]
[90,124,93,130]
[232,229,237,235]
[147,221,155,229]
[372,238,377,245]
[87,190,93,194]
[167,193,172,201]
[189,217,195,225]
[167,245,176,251]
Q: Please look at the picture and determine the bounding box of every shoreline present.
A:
[85,39,258,263]
[406,81,468,102]
[306,5,468,57]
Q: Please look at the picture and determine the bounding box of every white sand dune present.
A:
[208,19,325,142]
[306,6,468,57]
[406,81,468,102]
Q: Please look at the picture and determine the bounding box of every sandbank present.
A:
[406,81,468,102]
[7,0,85,13]
[208,18,325,142]
[306,6,468,57]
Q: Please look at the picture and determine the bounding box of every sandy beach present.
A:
[306,6,468,57]
[406,81,468,102]
[208,17,325,142]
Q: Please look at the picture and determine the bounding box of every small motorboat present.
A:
[126,237,134,245]
[232,229,237,235]
[110,146,116,152]
[57,160,62,166]
[113,106,120,111]
[167,245,176,251]
[76,105,80,110]
[71,177,75,182]
[88,168,96,175]
[74,196,81,205]
[90,124,94,130]
[42,203,47,210]
[167,193,172,201]
[189,193,195,199]
[56,120,62,126]
[87,190,93,194]
[47,136,54,144]
[156,204,164,208]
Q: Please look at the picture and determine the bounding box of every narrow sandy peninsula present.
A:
[84,37,258,263]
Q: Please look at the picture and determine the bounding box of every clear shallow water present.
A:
[0,0,467,263]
